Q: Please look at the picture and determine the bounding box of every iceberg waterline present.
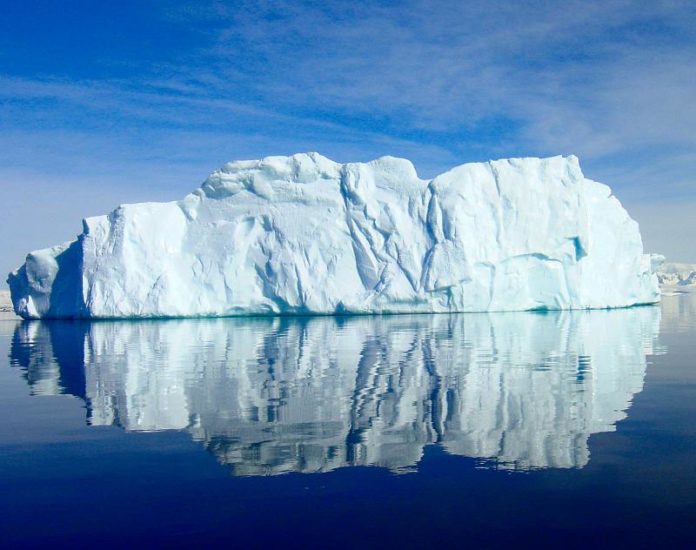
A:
[8,153,661,319]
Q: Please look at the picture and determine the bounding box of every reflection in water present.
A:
[660,288,696,333]
[10,308,661,475]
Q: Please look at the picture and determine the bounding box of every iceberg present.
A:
[8,153,660,319]
[657,262,696,287]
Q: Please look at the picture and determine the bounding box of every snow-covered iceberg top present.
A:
[8,153,660,319]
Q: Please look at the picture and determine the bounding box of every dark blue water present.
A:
[1,291,695,547]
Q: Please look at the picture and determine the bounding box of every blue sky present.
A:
[2,0,696,285]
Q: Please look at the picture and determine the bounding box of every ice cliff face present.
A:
[8,153,660,318]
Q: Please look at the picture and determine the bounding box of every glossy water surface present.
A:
[1,291,695,547]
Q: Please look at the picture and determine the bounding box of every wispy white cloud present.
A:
[154,0,696,184]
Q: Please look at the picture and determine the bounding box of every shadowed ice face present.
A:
[10,306,662,475]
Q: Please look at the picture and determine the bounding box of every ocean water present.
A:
[1,291,695,547]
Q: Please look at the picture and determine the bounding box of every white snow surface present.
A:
[657,262,696,287]
[8,153,661,319]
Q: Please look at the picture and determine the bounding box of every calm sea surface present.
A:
[1,291,695,547]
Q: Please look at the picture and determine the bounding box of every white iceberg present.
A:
[8,153,660,319]
[657,262,696,287]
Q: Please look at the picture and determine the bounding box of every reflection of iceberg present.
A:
[10,307,661,474]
